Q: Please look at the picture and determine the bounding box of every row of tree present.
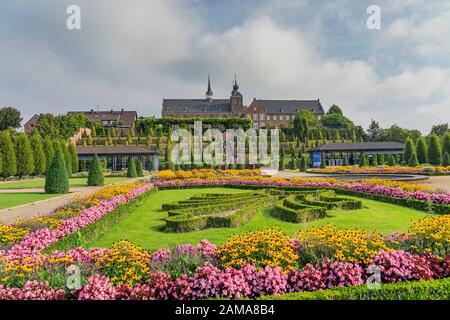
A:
[0,130,78,180]
[403,133,450,166]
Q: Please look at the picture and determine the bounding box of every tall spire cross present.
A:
[206,74,213,100]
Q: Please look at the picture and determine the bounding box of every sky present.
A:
[0,0,449,133]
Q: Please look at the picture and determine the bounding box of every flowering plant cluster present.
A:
[217,228,299,270]
[155,178,450,206]
[310,165,450,175]
[0,182,151,250]
[157,169,260,180]
[297,224,390,265]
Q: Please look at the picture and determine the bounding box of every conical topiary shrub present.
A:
[443,152,450,167]
[45,151,69,194]
[87,154,104,186]
[387,154,396,166]
[127,158,138,178]
[135,158,144,177]
[299,156,308,172]
[408,152,419,167]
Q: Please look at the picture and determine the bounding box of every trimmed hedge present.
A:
[259,278,450,300]
[273,197,326,223]
[44,151,69,194]
[302,190,363,210]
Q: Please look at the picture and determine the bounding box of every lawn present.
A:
[0,193,60,210]
[0,176,131,189]
[86,187,432,251]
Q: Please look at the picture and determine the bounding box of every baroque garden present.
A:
[0,104,450,300]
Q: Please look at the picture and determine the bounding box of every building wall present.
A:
[243,100,295,129]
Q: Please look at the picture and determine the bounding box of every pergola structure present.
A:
[309,142,405,167]
[76,146,159,172]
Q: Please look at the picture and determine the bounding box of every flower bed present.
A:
[309,165,450,176]
[1,176,450,300]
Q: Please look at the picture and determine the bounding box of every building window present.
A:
[260,114,265,120]
[253,114,258,120]
[260,122,266,128]
[267,115,271,120]
[273,115,277,120]
[253,122,259,129]
[253,106,256,111]
[246,114,251,119]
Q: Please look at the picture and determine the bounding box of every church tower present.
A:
[230,75,243,116]
[205,75,213,102]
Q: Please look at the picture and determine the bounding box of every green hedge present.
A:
[302,191,363,210]
[273,197,327,223]
[43,188,158,253]
[259,278,450,300]
[165,197,276,232]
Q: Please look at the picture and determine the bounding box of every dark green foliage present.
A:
[0,107,22,131]
[342,156,349,166]
[299,156,308,172]
[408,152,419,167]
[359,154,368,167]
[135,158,144,177]
[87,154,104,186]
[68,143,79,173]
[44,151,69,194]
[443,152,450,167]
[428,134,442,165]
[42,137,55,170]
[403,137,415,164]
[320,154,326,168]
[0,131,17,179]
[442,132,450,157]
[416,136,428,164]
[127,157,138,178]
[30,131,46,176]
[66,161,72,177]
[15,133,34,178]
[387,154,396,166]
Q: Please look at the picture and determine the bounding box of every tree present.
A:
[45,151,69,194]
[416,136,428,164]
[408,152,419,167]
[0,131,17,179]
[87,154,104,186]
[442,152,450,167]
[43,137,55,170]
[127,158,138,178]
[427,134,442,165]
[66,161,72,178]
[378,154,385,166]
[68,143,79,173]
[430,123,449,137]
[342,155,349,166]
[0,107,22,131]
[387,154,396,166]
[367,120,382,141]
[320,154,326,168]
[106,133,113,146]
[322,105,353,129]
[403,138,415,165]
[30,131,46,176]
[135,158,144,177]
[289,150,297,170]
[359,154,368,167]
[442,132,450,157]
[15,133,34,179]
[146,135,152,148]
[299,156,308,172]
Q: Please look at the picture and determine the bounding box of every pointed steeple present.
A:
[231,74,242,97]
[206,75,213,100]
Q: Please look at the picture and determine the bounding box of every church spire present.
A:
[231,74,242,96]
[206,75,213,100]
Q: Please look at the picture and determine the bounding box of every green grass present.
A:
[0,176,131,189]
[0,193,60,210]
[86,187,432,251]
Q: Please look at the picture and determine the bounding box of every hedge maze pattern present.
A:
[162,189,363,232]
[272,189,363,223]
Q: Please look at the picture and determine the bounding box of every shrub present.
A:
[135,158,144,177]
[416,136,428,164]
[217,228,299,270]
[387,154,396,166]
[403,137,415,164]
[443,152,450,167]
[428,134,442,165]
[87,154,104,186]
[127,158,138,178]
[408,152,419,167]
[44,151,69,194]
[0,131,17,179]
[299,156,308,172]
[273,197,326,223]
[359,154,368,167]
[15,133,34,178]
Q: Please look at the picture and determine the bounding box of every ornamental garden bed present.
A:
[1,177,450,300]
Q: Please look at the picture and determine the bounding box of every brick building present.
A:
[243,99,325,129]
